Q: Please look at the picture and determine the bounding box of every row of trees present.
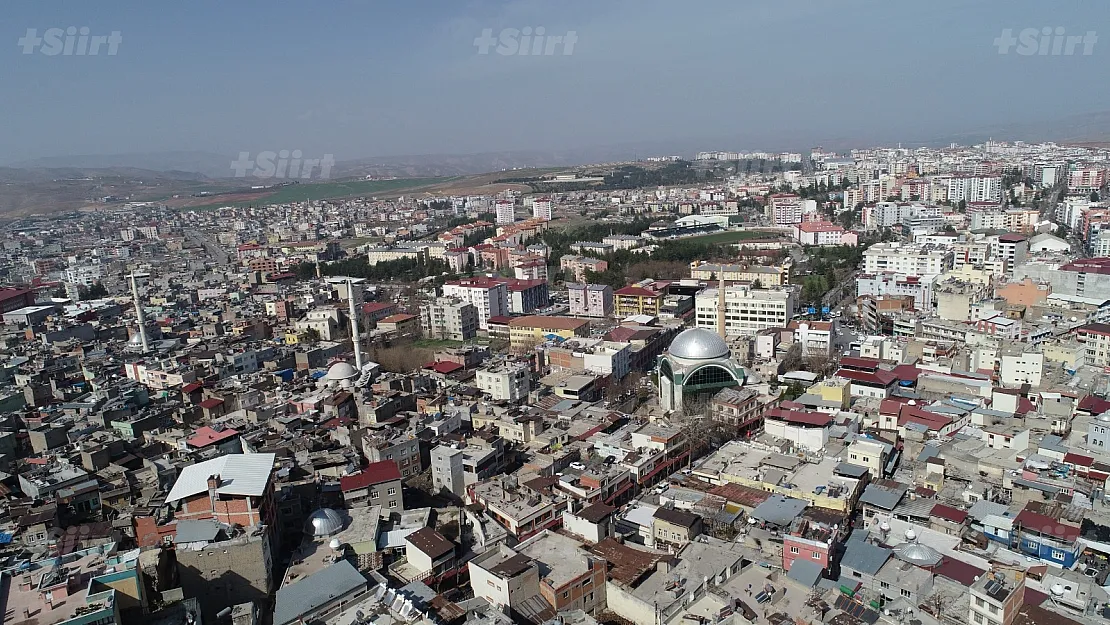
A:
[293,255,451,282]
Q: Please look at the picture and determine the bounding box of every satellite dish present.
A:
[1051,584,1065,596]
[880,522,891,532]
[905,529,916,541]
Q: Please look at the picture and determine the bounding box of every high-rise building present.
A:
[495,200,516,224]
[442,277,509,330]
[694,285,798,337]
[531,198,553,220]
[430,445,466,499]
[420,297,479,341]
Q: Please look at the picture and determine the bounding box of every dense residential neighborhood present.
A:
[3,139,1110,625]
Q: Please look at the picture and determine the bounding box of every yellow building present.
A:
[508,315,590,350]
[689,261,786,286]
[614,285,666,317]
[810,378,851,410]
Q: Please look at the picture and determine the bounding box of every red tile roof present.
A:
[929,503,967,524]
[181,382,203,394]
[198,398,224,410]
[933,556,984,586]
[614,286,661,297]
[765,408,833,427]
[340,460,402,492]
[424,361,464,374]
[1013,506,1080,541]
[187,426,240,448]
[379,313,417,324]
[1064,452,1094,467]
[1078,394,1110,415]
[840,356,880,370]
[837,368,897,386]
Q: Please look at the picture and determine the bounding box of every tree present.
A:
[781,382,807,401]
[1092,191,1101,202]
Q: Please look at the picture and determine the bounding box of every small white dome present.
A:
[329,538,342,551]
[306,508,345,537]
[326,361,358,381]
[667,328,730,361]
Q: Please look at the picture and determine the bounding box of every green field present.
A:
[192,176,458,208]
[682,229,780,244]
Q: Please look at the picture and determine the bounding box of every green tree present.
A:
[1092,191,1101,202]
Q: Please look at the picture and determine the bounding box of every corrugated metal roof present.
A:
[165,453,276,503]
[273,560,367,625]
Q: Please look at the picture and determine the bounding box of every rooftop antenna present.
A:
[347,277,363,370]
[129,271,149,353]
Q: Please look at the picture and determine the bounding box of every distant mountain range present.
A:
[3,109,1110,217]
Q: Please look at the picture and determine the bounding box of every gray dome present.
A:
[893,541,942,566]
[306,508,345,537]
[326,361,358,381]
[668,328,730,361]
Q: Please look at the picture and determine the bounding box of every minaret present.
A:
[130,272,149,353]
[717,274,727,340]
[347,277,363,370]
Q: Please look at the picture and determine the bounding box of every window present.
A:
[880,581,889,589]
[900,589,911,598]
[790,546,799,554]
[387,487,397,496]
[582,577,592,586]
[976,598,986,608]
[389,500,397,508]
[386,454,393,459]
[973,614,984,624]
[812,551,821,559]
[563,591,569,599]
[370,490,379,499]
[1050,549,1066,560]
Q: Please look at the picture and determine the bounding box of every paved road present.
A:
[184,228,231,265]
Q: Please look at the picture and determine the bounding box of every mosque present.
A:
[658,279,747,412]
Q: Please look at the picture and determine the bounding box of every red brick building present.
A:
[164,453,277,528]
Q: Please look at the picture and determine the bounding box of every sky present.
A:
[2,0,1109,164]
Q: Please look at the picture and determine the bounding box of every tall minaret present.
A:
[347,277,363,370]
[130,272,149,353]
[717,274,727,340]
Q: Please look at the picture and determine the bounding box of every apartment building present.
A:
[567,283,614,317]
[443,277,509,330]
[560,255,608,282]
[689,262,786,286]
[793,221,857,246]
[945,174,1002,203]
[1076,322,1110,367]
[614,283,667,317]
[495,200,516,224]
[420,297,479,341]
[862,243,954,276]
[531,198,553,220]
[339,460,403,511]
[508,315,591,351]
[475,362,531,402]
[694,285,798,337]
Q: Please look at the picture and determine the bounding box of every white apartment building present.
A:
[443,277,509,330]
[694,285,798,337]
[862,243,954,276]
[531,198,553,220]
[944,175,1002,203]
[567,283,613,317]
[475,362,531,402]
[420,297,479,341]
[767,194,817,226]
[63,262,104,287]
[856,273,936,312]
[999,350,1044,387]
[495,200,516,224]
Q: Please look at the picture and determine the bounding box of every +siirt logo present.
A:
[231,151,335,180]
[18,27,122,56]
[474,27,577,56]
[994,28,1097,55]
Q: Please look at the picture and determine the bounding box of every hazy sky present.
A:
[3,0,1109,163]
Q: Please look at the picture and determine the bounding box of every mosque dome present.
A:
[668,328,730,361]
[326,361,358,381]
[305,508,345,537]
